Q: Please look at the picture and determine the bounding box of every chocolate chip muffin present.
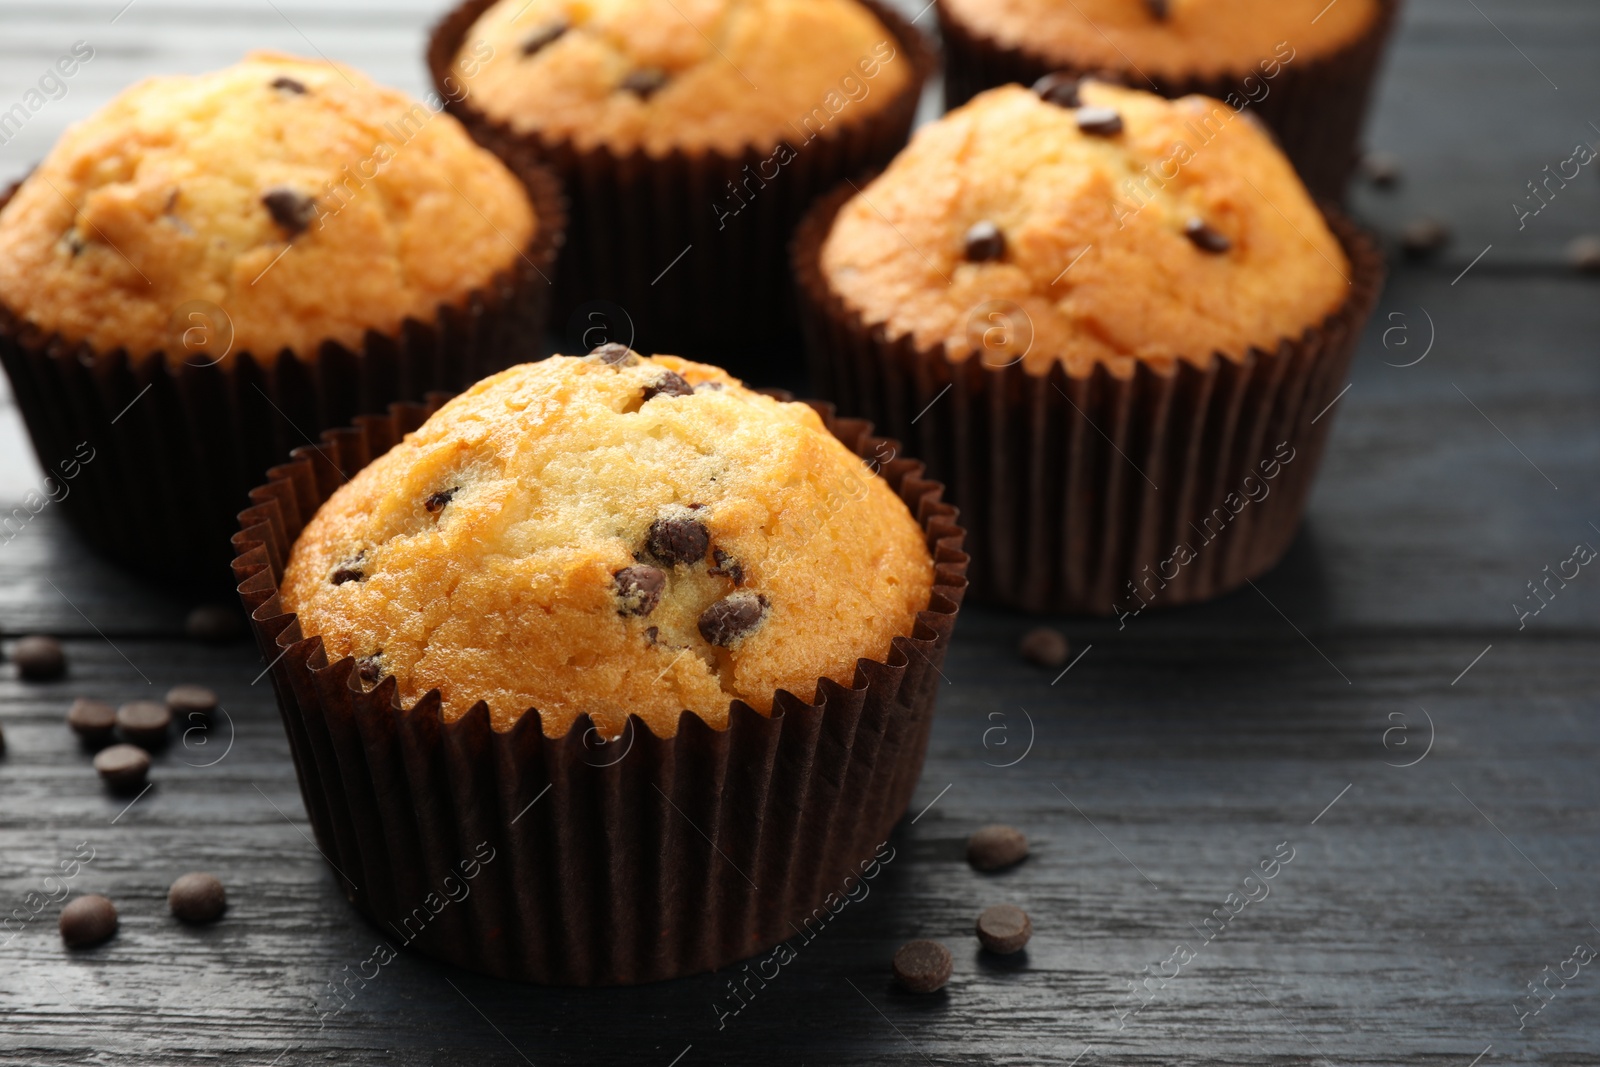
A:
[278,349,935,737]
[795,80,1382,612]
[0,52,564,589]
[429,0,934,368]
[938,0,1400,202]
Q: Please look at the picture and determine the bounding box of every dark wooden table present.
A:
[2,1,1598,1064]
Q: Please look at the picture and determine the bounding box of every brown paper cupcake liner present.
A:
[230,396,968,984]
[793,182,1383,614]
[0,156,565,591]
[936,0,1401,203]
[427,0,936,374]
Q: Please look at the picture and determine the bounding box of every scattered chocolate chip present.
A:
[647,515,710,566]
[642,371,694,401]
[1019,627,1070,669]
[116,700,171,748]
[271,75,307,94]
[1360,151,1401,188]
[1400,217,1450,258]
[698,592,768,647]
[424,487,457,513]
[1143,0,1169,18]
[614,565,666,617]
[587,342,640,368]
[13,635,65,681]
[261,187,316,237]
[709,548,744,585]
[521,19,569,56]
[59,894,118,948]
[1075,106,1124,136]
[165,685,217,722]
[1184,217,1231,253]
[1566,235,1600,274]
[331,551,365,585]
[168,872,227,924]
[355,654,384,687]
[67,697,117,743]
[968,824,1029,871]
[964,220,1006,263]
[621,68,668,99]
[976,903,1032,954]
[892,939,953,993]
[643,626,660,645]
[186,604,244,643]
[1031,72,1081,109]
[93,743,151,792]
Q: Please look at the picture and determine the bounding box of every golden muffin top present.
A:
[451,0,913,156]
[280,351,935,739]
[941,0,1380,80]
[818,82,1351,378]
[0,52,536,366]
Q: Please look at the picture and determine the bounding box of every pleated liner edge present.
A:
[0,151,565,590]
[425,0,937,365]
[793,181,1384,614]
[230,397,968,985]
[935,0,1403,204]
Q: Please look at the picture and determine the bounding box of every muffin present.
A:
[794,80,1382,613]
[0,52,564,588]
[937,0,1401,202]
[234,349,967,984]
[428,0,934,372]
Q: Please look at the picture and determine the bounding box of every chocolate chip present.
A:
[614,565,666,617]
[262,187,316,237]
[271,75,307,94]
[695,381,725,393]
[647,515,710,566]
[1076,106,1124,136]
[1019,627,1070,669]
[168,872,227,924]
[117,700,171,748]
[1400,218,1450,259]
[62,229,86,256]
[1031,72,1081,108]
[93,743,150,792]
[642,371,694,401]
[892,939,952,993]
[967,824,1029,871]
[1143,0,1169,18]
[424,488,457,513]
[1568,235,1600,274]
[964,221,1005,263]
[166,685,216,722]
[355,654,383,687]
[186,604,244,643]
[709,548,744,585]
[1184,217,1231,253]
[587,342,640,368]
[331,551,365,585]
[621,68,668,99]
[67,697,117,743]
[1360,151,1401,188]
[698,592,768,647]
[59,894,118,948]
[643,626,660,645]
[13,635,65,680]
[976,903,1032,954]
[521,19,568,56]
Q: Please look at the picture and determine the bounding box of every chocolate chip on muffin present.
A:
[261,187,317,237]
[699,592,769,647]
[587,342,641,368]
[355,653,384,687]
[330,552,365,585]
[1076,106,1124,136]
[708,548,744,585]
[1143,0,1170,19]
[620,68,669,99]
[964,221,1006,262]
[1031,72,1081,109]
[643,371,694,401]
[423,488,457,513]
[1184,217,1231,253]
[520,20,568,57]
[271,75,307,94]
[614,565,666,617]
[647,514,710,566]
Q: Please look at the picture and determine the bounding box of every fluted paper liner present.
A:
[231,397,968,984]
[427,0,936,371]
[793,182,1382,614]
[936,0,1401,203]
[0,156,565,590]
